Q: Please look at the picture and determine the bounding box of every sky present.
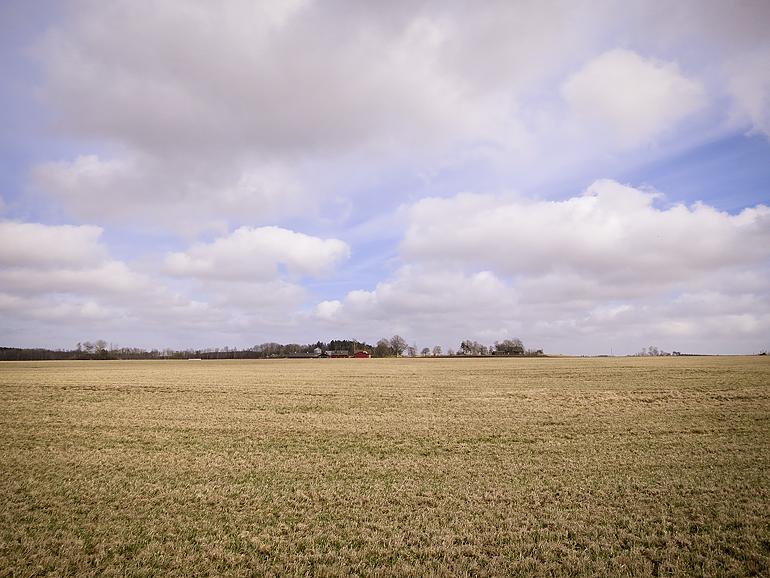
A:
[1,0,769,356]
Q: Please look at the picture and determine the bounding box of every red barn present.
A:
[353,351,370,358]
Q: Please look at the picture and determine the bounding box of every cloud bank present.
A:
[323,181,770,353]
[1,0,769,353]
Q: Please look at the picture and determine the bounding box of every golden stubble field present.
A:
[1,356,769,577]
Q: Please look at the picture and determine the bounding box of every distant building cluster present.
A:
[289,348,371,359]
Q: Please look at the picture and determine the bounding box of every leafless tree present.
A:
[460,340,488,355]
[375,338,392,357]
[390,335,407,356]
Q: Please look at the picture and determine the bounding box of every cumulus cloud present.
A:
[0,221,107,269]
[0,220,227,338]
[561,49,706,147]
[165,226,350,281]
[311,263,517,343]
[0,221,141,328]
[0,218,343,346]
[9,0,770,352]
[314,181,770,353]
[402,180,770,292]
[315,299,342,322]
[0,220,160,296]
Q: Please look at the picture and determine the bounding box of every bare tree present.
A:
[636,345,671,356]
[460,340,487,355]
[432,345,442,356]
[390,335,407,356]
[375,338,392,357]
[421,347,431,356]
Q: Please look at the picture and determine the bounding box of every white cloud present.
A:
[402,180,770,293]
[308,263,517,345]
[0,221,107,269]
[0,220,224,336]
[34,154,307,232]
[36,0,502,156]
[315,299,341,321]
[0,260,149,296]
[0,218,343,347]
[311,180,770,353]
[165,226,350,281]
[29,0,769,230]
[0,293,116,324]
[561,49,706,147]
[727,50,770,138]
[208,279,304,306]
[8,0,770,353]
[26,1,603,226]
[0,220,163,299]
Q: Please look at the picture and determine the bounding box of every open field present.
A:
[1,356,769,577]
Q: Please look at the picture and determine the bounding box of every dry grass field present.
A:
[1,356,769,577]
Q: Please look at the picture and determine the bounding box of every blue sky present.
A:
[1,0,769,355]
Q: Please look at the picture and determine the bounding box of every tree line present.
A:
[0,335,539,361]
